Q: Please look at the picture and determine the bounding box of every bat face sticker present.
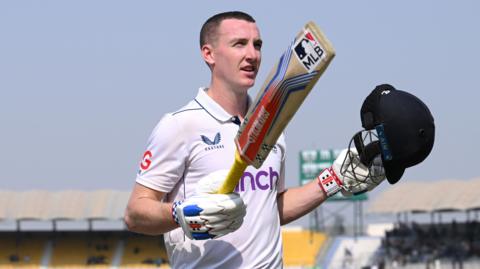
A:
[293,30,326,73]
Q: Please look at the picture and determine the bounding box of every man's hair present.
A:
[200,11,255,48]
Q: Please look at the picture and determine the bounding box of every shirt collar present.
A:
[195,87,251,123]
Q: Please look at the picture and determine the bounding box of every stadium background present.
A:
[3,183,480,268]
[2,0,480,268]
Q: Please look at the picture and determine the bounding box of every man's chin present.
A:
[241,78,256,89]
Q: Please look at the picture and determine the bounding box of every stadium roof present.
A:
[368,178,480,214]
[4,178,480,221]
[0,190,130,221]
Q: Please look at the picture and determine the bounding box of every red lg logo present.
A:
[140,150,153,170]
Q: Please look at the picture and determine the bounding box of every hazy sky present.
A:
[1,0,479,198]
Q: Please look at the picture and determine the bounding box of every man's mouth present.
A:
[240,65,257,75]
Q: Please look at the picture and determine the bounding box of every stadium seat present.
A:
[119,233,169,268]
[49,232,117,268]
[282,229,327,267]
[0,232,46,269]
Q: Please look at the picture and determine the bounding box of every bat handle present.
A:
[216,151,248,194]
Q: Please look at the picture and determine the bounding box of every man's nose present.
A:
[245,43,258,61]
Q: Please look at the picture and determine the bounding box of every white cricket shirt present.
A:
[136,88,286,268]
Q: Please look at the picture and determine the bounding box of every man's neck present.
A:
[207,83,249,119]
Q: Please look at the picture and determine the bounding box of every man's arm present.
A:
[277,148,387,225]
[125,178,247,240]
[277,180,327,225]
[124,183,178,235]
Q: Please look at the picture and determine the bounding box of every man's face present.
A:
[208,19,262,92]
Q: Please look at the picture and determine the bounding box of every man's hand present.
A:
[172,170,247,240]
[317,148,386,197]
[173,193,246,240]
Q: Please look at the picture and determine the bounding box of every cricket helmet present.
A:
[353,84,435,184]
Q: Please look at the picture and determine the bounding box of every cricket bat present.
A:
[217,21,335,194]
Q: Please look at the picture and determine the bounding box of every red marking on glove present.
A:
[189,223,202,229]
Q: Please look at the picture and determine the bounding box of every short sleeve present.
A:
[135,114,187,192]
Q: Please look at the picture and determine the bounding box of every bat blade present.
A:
[217,21,335,194]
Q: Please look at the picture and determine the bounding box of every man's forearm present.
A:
[277,180,327,225]
[124,197,178,235]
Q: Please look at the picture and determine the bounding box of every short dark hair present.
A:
[200,11,256,48]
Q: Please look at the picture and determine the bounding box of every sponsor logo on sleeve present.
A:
[138,150,153,174]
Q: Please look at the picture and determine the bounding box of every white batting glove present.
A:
[171,170,247,240]
[317,148,386,197]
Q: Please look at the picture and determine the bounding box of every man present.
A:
[124,11,385,268]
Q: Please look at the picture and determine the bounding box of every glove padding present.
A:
[318,148,386,197]
[173,170,246,240]
[334,148,386,196]
[174,193,246,240]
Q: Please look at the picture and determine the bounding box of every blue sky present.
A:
[1,0,479,195]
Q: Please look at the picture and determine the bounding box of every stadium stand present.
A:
[0,232,46,269]
[0,190,332,268]
[0,228,331,268]
[378,220,480,269]
[364,178,480,268]
[120,233,169,268]
[49,232,117,268]
[281,228,327,267]
[322,235,382,269]
[8,183,480,269]
[0,231,171,268]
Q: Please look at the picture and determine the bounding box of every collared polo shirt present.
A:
[136,88,286,268]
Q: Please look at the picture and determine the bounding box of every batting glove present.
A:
[172,193,246,240]
[317,148,385,197]
[171,170,246,240]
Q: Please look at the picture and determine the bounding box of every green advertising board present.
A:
[299,149,367,201]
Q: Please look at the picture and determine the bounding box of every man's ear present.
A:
[201,44,215,67]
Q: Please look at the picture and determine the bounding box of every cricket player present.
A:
[124,11,434,268]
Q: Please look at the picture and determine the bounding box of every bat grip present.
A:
[216,151,248,194]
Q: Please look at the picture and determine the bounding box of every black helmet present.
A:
[355,84,435,184]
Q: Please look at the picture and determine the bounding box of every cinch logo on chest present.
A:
[234,167,279,192]
[201,132,224,151]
